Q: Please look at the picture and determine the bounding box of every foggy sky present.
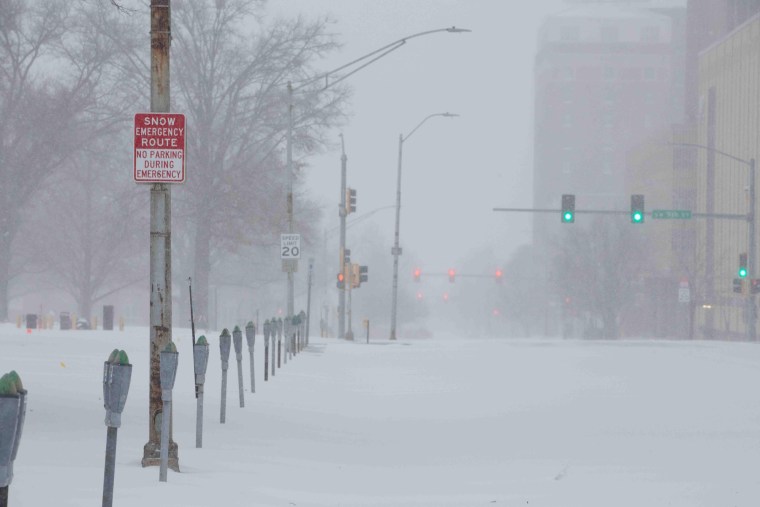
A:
[269,0,565,273]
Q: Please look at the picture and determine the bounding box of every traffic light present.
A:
[345,188,357,214]
[734,278,744,294]
[631,194,645,224]
[561,194,575,223]
[739,253,748,278]
[442,292,449,302]
[752,279,760,294]
[495,269,503,284]
[336,272,345,289]
[413,268,421,282]
[448,268,456,283]
[351,263,360,288]
[360,265,368,283]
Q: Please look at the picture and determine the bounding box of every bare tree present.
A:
[0,0,94,320]
[170,0,348,326]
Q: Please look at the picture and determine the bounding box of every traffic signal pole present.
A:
[338,135,347,341]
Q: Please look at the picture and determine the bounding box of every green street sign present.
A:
[652,209,692,220]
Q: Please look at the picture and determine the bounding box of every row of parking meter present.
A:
[0,371,26,507]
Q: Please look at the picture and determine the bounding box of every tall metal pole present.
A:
[306,258,313,344]
[286,82,295,320]
[389,112,458,340]
[389,134,404,340]
[338,135,347,340]
[749,158,756,342]
[143,0,177,471]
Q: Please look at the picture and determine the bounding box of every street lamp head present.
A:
[446,26,472,33]
[442,112,459,118]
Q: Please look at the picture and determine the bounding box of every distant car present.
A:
[76,318,90,330]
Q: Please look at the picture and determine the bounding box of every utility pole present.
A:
[286,82,295,321]
[306,258,314,344]
[748,158,756,341]
[338,134,347,340]
[143,0,178,471]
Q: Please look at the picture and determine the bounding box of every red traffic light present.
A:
[337,272,344,282]
[413,268,421,281]
[448,269,456,282]
[495,269,503,283]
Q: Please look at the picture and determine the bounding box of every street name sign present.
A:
[134,113,186,183]
[652,209,692,220]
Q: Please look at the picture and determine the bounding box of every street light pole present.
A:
[670,142,756,342]
[389,112,458,341]
[283,27,470,327]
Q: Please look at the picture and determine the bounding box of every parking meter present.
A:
[103,350,132,428]
[232,326,244,408]
[0,371,26,489]
[193,336,209,448]
[245,322,256,393]
[219,329,231,423]
[102,351,131,507]
[159,342,178,482]
[193,336,210,388]
[263,320,270,382]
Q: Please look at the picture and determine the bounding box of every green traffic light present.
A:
[563,211,574,223]
[739,267,748,278]
[632,211,643,223]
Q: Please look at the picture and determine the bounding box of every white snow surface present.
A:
[2,324,760,506]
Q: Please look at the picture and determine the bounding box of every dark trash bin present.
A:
[25,314,37,329]
[60,312,71,330]
[103,305,114,331]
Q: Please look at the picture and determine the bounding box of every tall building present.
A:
[533,1,685,250]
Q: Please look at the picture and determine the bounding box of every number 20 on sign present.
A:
[281,234,301,259]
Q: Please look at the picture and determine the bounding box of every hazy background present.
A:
[270,0,564,273]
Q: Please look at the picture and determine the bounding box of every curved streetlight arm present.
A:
[669,142,752,167]
[292,27,471,93]
[403,112,459,143]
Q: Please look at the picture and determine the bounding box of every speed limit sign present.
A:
[281,234,301,259]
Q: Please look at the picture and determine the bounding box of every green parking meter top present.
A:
[221,328,230,337]
[163,341,177,353]
[196,335,208,345]
[107,349,130,365]
[246,321,254,329]
[233,325,241,333]
[0,371,23,395]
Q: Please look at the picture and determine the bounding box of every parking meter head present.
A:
[245,321,255,347]
[219,328,232,361]
[232,326,243,354]
[0,395,21,487]
[103,352,132,428]
[263,320,270,340]
[159,343,179,391]
[193,339,210,384]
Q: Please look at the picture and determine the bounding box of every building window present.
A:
[561,86,574,104]
[560,25,580,42]
[560,66,575,81]
[562,147,573,174]
[641,26,660,43]
[601,26,619,43]
[601,147,614,175]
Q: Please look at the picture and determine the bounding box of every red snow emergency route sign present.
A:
[134,113,186,183]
